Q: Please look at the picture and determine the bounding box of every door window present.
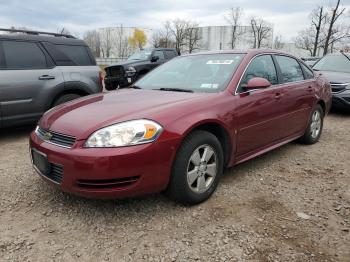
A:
[275,55,304,83]
[153,51,165,60]
[165,50,177,59]
[3,41,47,69]
[238,55,278,93]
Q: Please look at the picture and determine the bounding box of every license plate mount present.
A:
[31,149,51,175]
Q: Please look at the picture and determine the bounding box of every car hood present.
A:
[39,89,207,140]
[318,71,350,84]
[106,59,149,69]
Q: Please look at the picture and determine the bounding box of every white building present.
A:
[197,25,274,52]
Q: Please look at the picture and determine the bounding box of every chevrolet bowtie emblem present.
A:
[43,131,53,140]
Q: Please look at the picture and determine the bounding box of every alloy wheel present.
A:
[186,144,217,194]
[310,110,322,139]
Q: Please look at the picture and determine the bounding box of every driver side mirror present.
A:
[151,56,159,62]
[246,77,271,90]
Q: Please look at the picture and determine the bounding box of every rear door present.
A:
[273,55,315,137]
[235,54,286,158]
[0,40,63,127]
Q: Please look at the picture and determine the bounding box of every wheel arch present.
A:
[47,82,92,110]
[180,120,233,167]
[317,99,326,114]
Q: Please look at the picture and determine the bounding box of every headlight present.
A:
[125,66,136,77]
[85,119,163,148]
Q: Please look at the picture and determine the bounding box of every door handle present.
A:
[307,86,313,92]
[275,92,283,100]
[39,75,55,80]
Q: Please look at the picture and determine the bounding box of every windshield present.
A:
[135,54,244,93]
[127,50,152,61]
[313,54,350,73]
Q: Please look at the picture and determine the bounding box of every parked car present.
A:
[104,48,178,90]
[312,52,350,111]
[30,49,331,205]
[0,28,103,128]
[301,57,320,67]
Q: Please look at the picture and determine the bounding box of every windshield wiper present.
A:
[155,88,193,93]
[129,85,142,89]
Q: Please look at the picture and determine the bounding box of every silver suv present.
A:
[0,28,102,128]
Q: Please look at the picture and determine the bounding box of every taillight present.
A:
[99,71,104,92]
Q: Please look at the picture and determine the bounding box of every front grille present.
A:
[47,163,64,184]
[36,127,76,148]
[330,83,347,93]
[76,176,140,189]
[107,66,125,77]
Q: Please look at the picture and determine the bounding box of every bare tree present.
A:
[250,17,273,48]
[57,27,71,35]
[115,25,131,59]
[311,6,327,56]
[83,30,101,57]
[186,22,201,53]
[167,19,190,54]
[152,23,175,48]
[323,0,347,55]
[99,28,114,58]
[225,7,243,49]
[294,29,314,56]
[273,34,284,50]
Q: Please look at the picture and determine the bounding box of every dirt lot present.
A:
[0,113,349,262]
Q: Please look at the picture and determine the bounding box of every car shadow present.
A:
[329,108,350,116]
[40,142,296,214]
[0,124,35,141]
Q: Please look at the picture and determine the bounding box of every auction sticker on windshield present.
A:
[207,60,234,65]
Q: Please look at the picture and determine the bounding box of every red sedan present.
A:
[30,50,331,205]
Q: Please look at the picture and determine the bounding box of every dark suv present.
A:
[104,48,178,90]
[0,28,103,128]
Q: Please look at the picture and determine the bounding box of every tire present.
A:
[299,104,324,145]
[53,94,82,107]
[167,130,224,205]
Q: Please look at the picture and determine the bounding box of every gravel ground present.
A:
[0,113,349,262]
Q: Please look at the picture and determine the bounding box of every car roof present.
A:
[152,48,177,51]
[181,49,294,57]
[0,33,87,46]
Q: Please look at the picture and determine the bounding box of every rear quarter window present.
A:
[55,45,93,66]
[300,63,314,79]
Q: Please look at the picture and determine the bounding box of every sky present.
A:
[0,0,349,41]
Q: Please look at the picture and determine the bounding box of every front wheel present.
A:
[299,104,324,144]
[167,130,224,205]
[53,94,82,107]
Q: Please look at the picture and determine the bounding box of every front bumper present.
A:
[29,131,179,199]
[104,76,134,90]
[332,90,350,111]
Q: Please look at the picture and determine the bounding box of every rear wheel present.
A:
[53,94,82,107]
[168,130,224,205]
[299,104,324,144]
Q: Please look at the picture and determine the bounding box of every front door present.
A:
[235,54,285,158]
